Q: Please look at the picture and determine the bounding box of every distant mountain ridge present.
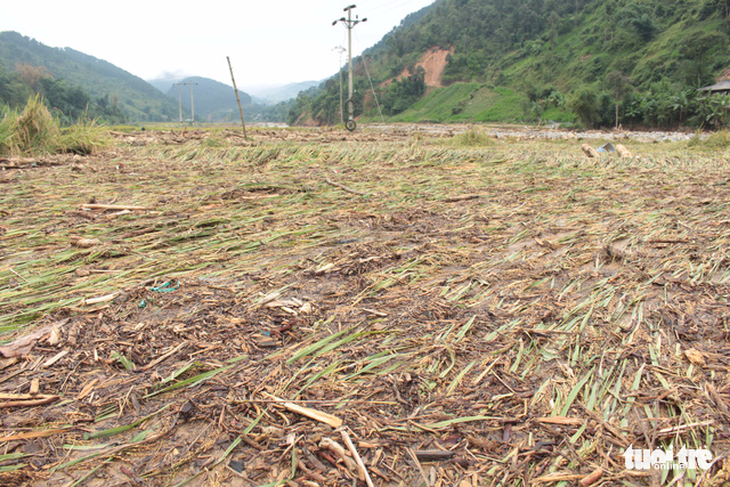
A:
[246,81,322,104]
[0,31,179,121]
[163,76,252,122]
[0,32,269,123]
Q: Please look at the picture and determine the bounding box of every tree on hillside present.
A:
[680,31,728,86]
[0,64,30,107]
[15,63,52,93]
[39,77,91,122]
[699,0,730,20]
[569,87,600,128]
[381,66,426,115]
[605,70,630,128]
[548,11,561,47]
[618,2,657,42]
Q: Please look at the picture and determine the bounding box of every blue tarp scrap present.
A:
[147,280,180,293]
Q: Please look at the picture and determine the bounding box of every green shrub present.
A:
[568,87,601,128]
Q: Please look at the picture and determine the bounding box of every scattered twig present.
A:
[533,472,585,483]
[414,449,455,461]
[0,427,71,442]
[278,399,343,428]
[80,203,148,211]
[42,350,68,368]
[535,416,584,426]
[656,420,714,437]
[408,448,432,487]
[320,437,358,474]
[341,429,375,487]
[141,341,188,371]
[0,393,60,408]
[325,177,369,196]
[579,467,603,486]
[444,194,480,203]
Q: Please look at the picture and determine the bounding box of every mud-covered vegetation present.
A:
[1,125,729,485]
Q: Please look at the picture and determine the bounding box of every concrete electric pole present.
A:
[176,82,198,125]
[333,5,366,131]
[177,83,183,123]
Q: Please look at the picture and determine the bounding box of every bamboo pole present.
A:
[227,56,247,138]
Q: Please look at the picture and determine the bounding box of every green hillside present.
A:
[0,31,179,122]
[292,0,730,129]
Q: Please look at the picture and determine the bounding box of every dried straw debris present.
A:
[0,126,729,485]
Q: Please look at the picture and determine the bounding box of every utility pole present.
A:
[333,5,366,132]
[333,46,346,125]
[177,83,183,123]
[177,82,198,125]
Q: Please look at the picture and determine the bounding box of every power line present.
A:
[361,55,385,123]
[333,46,346,125]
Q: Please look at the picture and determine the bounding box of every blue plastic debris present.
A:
[596,143,616,153]
[147,281,180,293]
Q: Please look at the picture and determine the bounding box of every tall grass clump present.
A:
[0,104,12,155]
[688,130,730,150]
[0,95,107,157]
[451,128,493,147]
[12,95,60,155]
[57,118,108,155]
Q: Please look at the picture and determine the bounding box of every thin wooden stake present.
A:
[227,56,247,138]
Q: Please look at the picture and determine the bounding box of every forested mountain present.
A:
[0,31,179,122]
[292,0,730,129]
[248,81,322,104]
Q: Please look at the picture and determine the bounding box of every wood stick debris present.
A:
[80,204,148,211]
[0,393,60,408]
[280,401,343,429]
[341,429,375,487]
[325,177,369,196]
[320,437,359,474]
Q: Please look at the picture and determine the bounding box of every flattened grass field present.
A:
[0,125,729,486]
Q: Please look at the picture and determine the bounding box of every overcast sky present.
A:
[0,0,436,90]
